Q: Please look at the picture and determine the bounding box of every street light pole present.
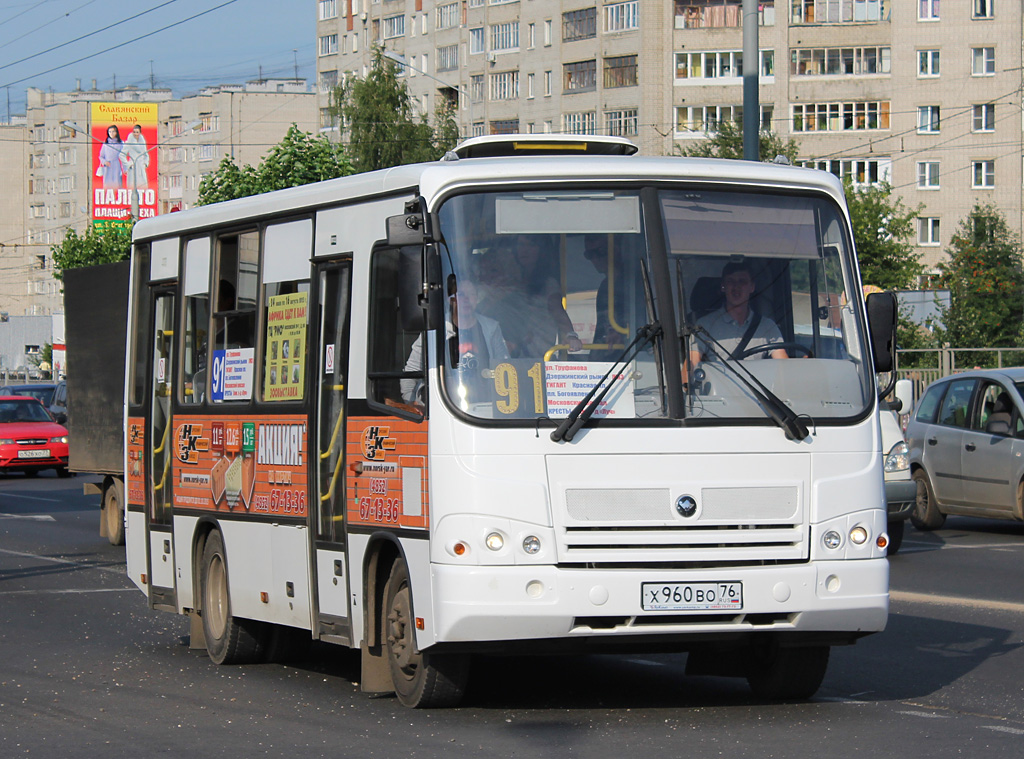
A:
[382,49,472,138]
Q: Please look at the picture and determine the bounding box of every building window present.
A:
[972,47,995,76]
[564,60,597,92]
[563,111,597,135]
[918,49,940,77]
[973,103,995,132]
[916,161,940,189]
[605,1,639,31]
[543,19,552,45]
[680,50,775,80]
[319,69,338,93]
[489,119,520,134]
[676,105,741,134]
[319,108,338,130]
[436,2,459,29]
[527,23,535,48]
[919,0,939,20]
[383,14,405,39]
[972,160,995,188]
[789,46,890,76]
[490,21,519,52]
[790,0,880,23]
[604,55,637,88]
[605,108,638,136]
[319,0,338,20]
[319,34,338,56]
[489,70,519,100]
[677,0,774,28]
[973,0,994,18]
[199,145,215,162]
[437,44,458,72]
[527,72,535,98]
[800,158,892,187]
[917,105,940,133]
[544,70,551,96]
[918,217,940,245]
[469,27,484,54]
[792,101,890,132]
[470,74,485,101]
[563,8,597,41]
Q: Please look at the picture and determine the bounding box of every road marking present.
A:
[0,547,124,575]
[1,493,60,502]
[981,725,1024,736]
[896,710,949,719]
[891,590,1024,614]
[903,540,1024,551]
[0,512,55,521]
[0,588,135,596]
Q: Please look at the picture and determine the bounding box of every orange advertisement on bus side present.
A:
[126,416,146,506]
[346,416,429,531]
[171,414,309,519]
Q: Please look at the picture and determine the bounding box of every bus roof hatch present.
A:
[451,133,639,159]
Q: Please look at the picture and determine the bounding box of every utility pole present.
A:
[150,61,155,90]
[742,0,759,161]
[293,50,298,80]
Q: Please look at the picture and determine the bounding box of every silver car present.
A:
[906,368,1024,530]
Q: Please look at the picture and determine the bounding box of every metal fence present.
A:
[896,347,1024,401]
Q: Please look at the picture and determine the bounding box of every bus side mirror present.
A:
[866,291,897,374]
[398,246,443,332]
[387,213,427,247]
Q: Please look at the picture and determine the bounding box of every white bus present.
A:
[124,135,896,707]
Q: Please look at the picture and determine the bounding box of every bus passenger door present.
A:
[313,261,353,641]
[147,289,177,609]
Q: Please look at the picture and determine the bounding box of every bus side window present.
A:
[181,237,211,404]
[367,247,424,417]
[209,231,259,402]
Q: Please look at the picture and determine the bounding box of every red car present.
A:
[0,396,70,477]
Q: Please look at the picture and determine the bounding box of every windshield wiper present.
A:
[550,322,662,443]
[690,324,809,442]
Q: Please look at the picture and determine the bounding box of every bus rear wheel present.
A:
[384,560,468,708]
[103,483,125,546]
[745,640,830,701]
[199,530,266,665]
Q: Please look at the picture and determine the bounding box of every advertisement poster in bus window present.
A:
[171,415,308,518]
[90,102,159,227]
[264,292,308,401]
[210,348,254,401]
[126,417,146,506]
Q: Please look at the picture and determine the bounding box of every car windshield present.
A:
[433,186,873,424]
[0,399,53,423]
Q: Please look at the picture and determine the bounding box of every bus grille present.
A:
[558,487,807,563]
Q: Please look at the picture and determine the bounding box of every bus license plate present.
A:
[641,582,743,612]
[17,449,49,459]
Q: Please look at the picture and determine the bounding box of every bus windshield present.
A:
[434,186,873,425]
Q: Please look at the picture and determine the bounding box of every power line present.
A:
[0,0,99,51]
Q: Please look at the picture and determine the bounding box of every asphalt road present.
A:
[2,474,1023,758]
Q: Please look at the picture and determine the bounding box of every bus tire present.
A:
[199,530,265,665]
[104,482,125,546]
[745,641,829,701]
[384,560,468,708]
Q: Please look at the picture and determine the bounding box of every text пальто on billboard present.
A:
[91,102,159,227]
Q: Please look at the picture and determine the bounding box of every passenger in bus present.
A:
[583,234,629,360]
[401,277,510,407]
[689,261,788,364]
[486,235,583,358]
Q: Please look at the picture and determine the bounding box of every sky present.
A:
[0,0,315,119]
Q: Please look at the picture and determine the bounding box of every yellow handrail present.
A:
[319,385,345,461]
[543,342,626,362]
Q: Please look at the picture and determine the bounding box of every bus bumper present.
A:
[428,559,888,645]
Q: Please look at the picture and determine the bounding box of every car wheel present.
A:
[911,470,946,530]
[886,519,904,555]
[384,560,469,708]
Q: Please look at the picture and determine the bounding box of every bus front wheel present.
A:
[199,530,266,665]
[384,560,468,708]
[745,640,830,701]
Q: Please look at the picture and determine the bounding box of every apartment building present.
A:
[12,80,316,315]
[315,0,1021,272]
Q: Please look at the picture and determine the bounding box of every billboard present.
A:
[90,102,159,225]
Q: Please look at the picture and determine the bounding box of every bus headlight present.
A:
[850,526,869,545]
[884,441,909,472]
[522,536,542,554]
[485,532,504,551]
[823,530,842,550]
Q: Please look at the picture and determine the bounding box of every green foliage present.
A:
[335,47,460,173]
[50,223,133,281]
[28,343,53,378]
[676,120,800,164]
[934,204,1024,359]
[844,180,921,291]
[197,124,353,205]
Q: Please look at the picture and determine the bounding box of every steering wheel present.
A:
[733,341,814,360]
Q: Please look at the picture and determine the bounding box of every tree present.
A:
[676,120,800,164]
[197,124,354,205]
[334,47,460,173]
[50,222,133,281]
[934,204,1024,357]
[28,342,53,379]
[844,180,921,290]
